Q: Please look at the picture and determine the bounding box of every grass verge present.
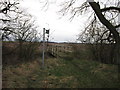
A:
[2,57,120,88]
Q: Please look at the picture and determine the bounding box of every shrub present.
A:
[18,42,40,61]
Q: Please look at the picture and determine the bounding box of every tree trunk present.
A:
[88,1,120,66]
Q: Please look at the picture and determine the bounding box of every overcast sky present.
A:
[20,0,90,42]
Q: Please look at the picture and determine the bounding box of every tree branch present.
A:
[115,24,120,28]
[87,0,120,43]
[101,7,120,12]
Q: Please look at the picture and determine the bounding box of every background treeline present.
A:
[3,42,118,66]
[72,43,118,64]
[2,41,42,65]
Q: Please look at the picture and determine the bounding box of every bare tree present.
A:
[0,0,24,41]
[60,0,120,64]
[1,0,41,61]
[9,14,33,55]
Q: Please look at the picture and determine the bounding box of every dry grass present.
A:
[2,48,119,88]
[2,59,42,88]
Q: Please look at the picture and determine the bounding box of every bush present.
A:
[18,42,40,61]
